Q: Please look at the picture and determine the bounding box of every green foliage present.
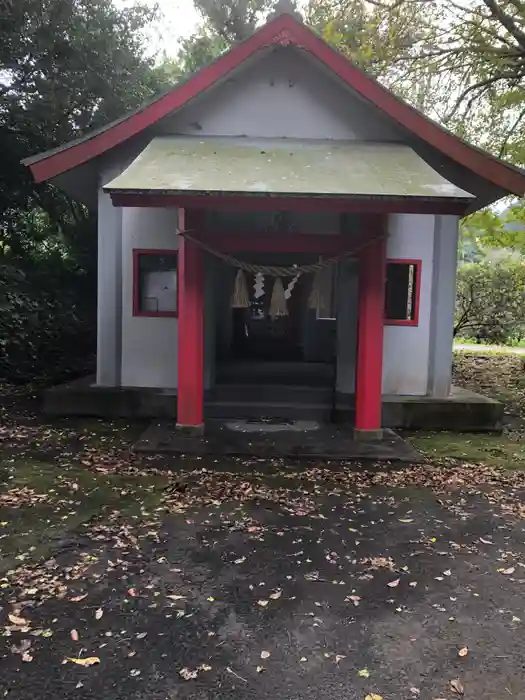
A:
[460,205,525,257]
[193,0,274,42]
[305,0,438,81]
[0,260,95,383]
[455,261,525,344]
[0,0,165,383]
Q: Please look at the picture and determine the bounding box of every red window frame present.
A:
[132,248,179,318]
[384,258,421,327]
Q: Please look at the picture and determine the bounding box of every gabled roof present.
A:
[24,12,525,197]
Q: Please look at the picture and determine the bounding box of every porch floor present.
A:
[133,420,421,462]
[42,372,504,431]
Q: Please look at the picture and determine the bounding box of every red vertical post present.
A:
[177,209,205,432]
[354,223,387,437]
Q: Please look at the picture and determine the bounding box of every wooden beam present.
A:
[109,192,469,216]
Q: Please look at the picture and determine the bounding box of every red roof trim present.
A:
[27,13,525,196]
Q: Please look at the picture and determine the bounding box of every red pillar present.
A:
[355,228,387,437]
[177,210,204,431]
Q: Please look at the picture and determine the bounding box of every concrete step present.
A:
[213,383,334,404]
[205,400,337,421]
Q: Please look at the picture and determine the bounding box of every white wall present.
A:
[162,48,402,142]
[427,215,460,397]
[121,207,180,388]
[382,214,436,396]
[97,163,123,386]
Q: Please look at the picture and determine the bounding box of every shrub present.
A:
[455,260,525,344]
[0,261,95,383]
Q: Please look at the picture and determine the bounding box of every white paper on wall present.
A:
[142,270,177,312]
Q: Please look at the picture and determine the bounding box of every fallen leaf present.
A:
[234,557,246,564]
[66,657,100,667]
[10,639,31,655]
[8,613,30,627]
[257,600,269,607]
[501,567,515,575]
[166,594,186,601]
[410,688,420,696]
[260,650,271,659]
[398,519,413,523]
[70,594,88,602]
[335,654,346,663]
[458,647,468,657]
[443,570,452,576]
[364,694,383,700]
[269,589,282,600]
[95,608,103,620]
[358,668,370,678]
[479,537,494,545]
[70,629,79,642]
[21,651,33,662]
[387,579,400,588]
[409,582,418,588]
[346,595,361,606]
[450,678,464,695]
[130,669,141,677]
[128,588,137,597]
[207,596,215,602]
[256,665,265,673]
[179,667,198,680]
[300,656,307,662]
[198,664,212,672]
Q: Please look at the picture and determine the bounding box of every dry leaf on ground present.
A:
[8,613,30,627]
[346,595,361,606]
[70,629,79,642]
[95,608,103,620]
[179,667,198,680]
[450,678,464,695]
[479,537,494,545]
[358,668,370,678]
[387,579,400,588]
[66,657,100,667]
[458,647,468,657]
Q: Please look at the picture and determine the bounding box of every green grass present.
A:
[454,339,525,355]
[410,431,525,469]
[0,460,169,573]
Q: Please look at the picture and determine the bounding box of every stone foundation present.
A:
[43,377,503,432]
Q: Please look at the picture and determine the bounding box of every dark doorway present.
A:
[231,273,307,360]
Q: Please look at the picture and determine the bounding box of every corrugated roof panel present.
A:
[104,136,474,199]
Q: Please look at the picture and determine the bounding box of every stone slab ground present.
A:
[1,460,525,700]
[134,420,421,461]
[0,351,524,700]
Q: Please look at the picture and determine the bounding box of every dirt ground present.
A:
[1,352,525,700]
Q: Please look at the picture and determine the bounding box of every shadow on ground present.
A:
[2,467,525,700]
